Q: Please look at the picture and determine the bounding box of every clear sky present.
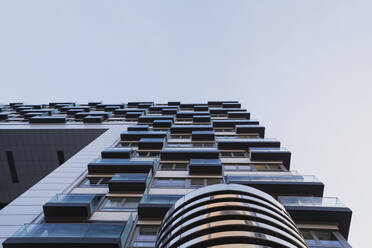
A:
[0,1,371,246]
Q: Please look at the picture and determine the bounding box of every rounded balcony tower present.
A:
[156,184,308,248]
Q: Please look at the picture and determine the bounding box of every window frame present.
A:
[152,178,223,188]
[129,225,159,248]
[99,197,141,212]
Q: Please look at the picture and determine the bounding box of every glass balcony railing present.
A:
[11,223,125,238]
[279,196,346,208]
[110,173,148,182]
[47,194,102,213]
[227,174,319,183]
[140,194,182,205]
[250,147,289,152]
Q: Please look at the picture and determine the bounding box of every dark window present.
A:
[300,229,344,247]
[137,151,159,157]
[153,179,186,188]
[167,143,192,148]
[57,151,65,165]
[170,135,191,139]
[159,163,187,171]
[100,197,140,211]
[220,151,247,158]
[131,226,159,247]
[223,163,286,172]
[6,151,18,183]
[81,177,111,187]
[153,178,222,188]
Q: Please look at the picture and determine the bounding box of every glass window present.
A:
[224,164,237,171]
[220,152,246,158]
[232,152,245,157]
[220,152,232,157]
[192,143,215,147]
[159,163,188,171]
[314,230,341,246]
[254,164,268,171]
[190,178,204,188]
[100,197,140,211]
[131,226,159,247]
[237,165,252,170]
[153,179,186,188]
[301,230,317,245]
[206,178,222,185]
[137,151,159,157]
[174,163,187,170]
[300,229,343,247]
[81,177,111,187]
[268,164,282,171]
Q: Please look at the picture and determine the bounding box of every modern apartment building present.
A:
[0,101,352,247]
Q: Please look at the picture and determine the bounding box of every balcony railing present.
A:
[279,196,346,208]
[3,221,134,248]
[140,194,181,205]
[227,174,319,183]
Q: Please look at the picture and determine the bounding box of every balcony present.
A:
[88,158,156,174]
[21,109,56,116]
[170,124,213,134]
[222,102,241,108]
[83,115,103,123]
[3,222,132,248]
[176,111,210,119]
[0,113,9,120]
[191,130,215,141]
[250,147,291,170]
[226,174,324,197]
[217,138,280,150]
[104,106,121,112]
[227,111,250,119]
[194,105,209,111]
[68,109,89,116]
[75,111,111,120]
[120,131,168,141]
[212,119,259,128]
[149,106,178,112]
[114,108,146,117]
[138,115,174,124]
[88,102,101,106]
[137,194,182,219]
[153,120,173,128]
[95,103,125,110]
[189,159,222,175]
[49,102,75,107]
[160,148,219,160]
[209,108,246,114]
[235,125,265,138]
[61,106,90,112]
[24,112,48,119]
[138,138,164,150]
[125,112,143,119]
[43,194,102,219]
[101,148,132,159]
[161,108,178,115]
[108,173,151,193]
[127,125,149,131]
[167,101,181,106]
[29,116,66,124]
[279,196,352,239]
[193,115,211,123]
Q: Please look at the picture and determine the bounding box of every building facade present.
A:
[0,101,352,247]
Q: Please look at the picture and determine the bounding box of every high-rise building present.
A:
[0,101,352,247]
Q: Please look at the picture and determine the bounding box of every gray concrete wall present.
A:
[0,128,106,204]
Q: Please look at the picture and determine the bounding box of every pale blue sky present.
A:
[0,1,371,246]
